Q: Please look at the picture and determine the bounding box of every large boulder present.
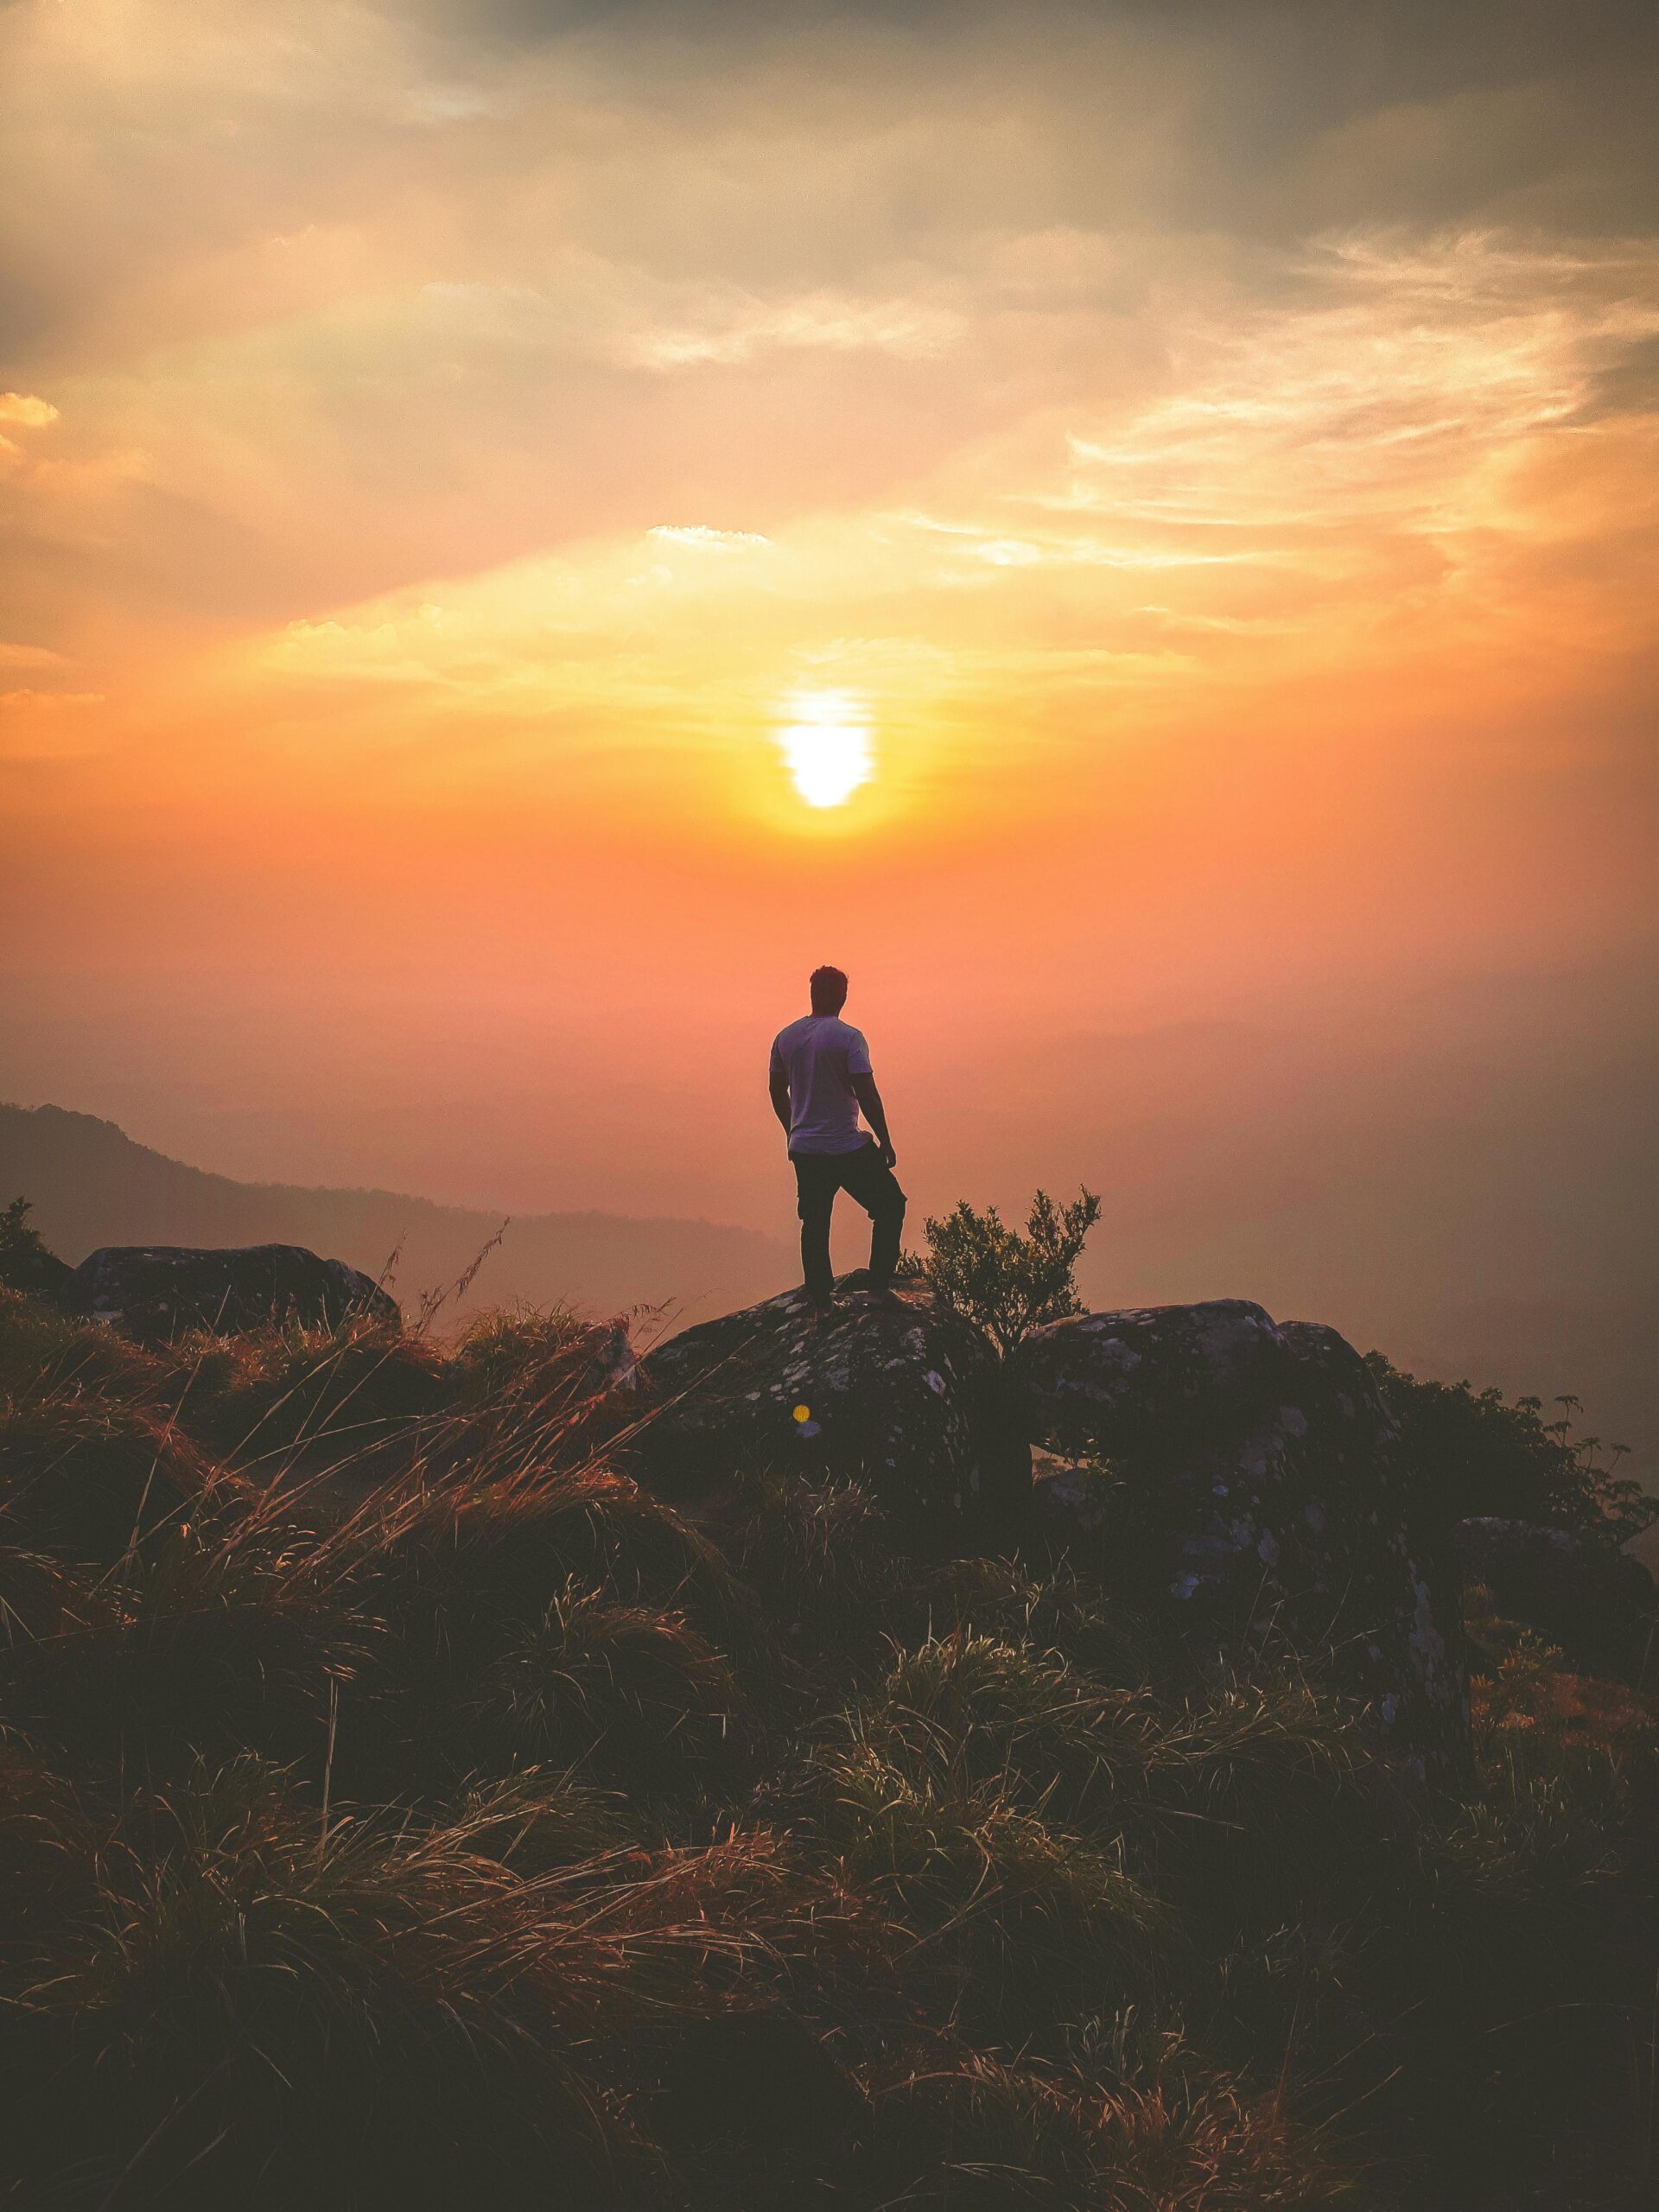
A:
[634,1276,1026,1541]
[1452,1516,1657,1678]
[73,1244,398,1344]
[1010,1301,1467,1777]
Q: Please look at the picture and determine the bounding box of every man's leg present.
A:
[836,1144,907,1288]
[792,1154,837,1303]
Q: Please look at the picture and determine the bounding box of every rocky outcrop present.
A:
[1011,1301,1467,1776]
[632,1284,1466,1767]
[73,1243,398,1344]
[1014,1300,1288,1454]
[1453,1516,1657,1678]
[634,1276,1025,1541]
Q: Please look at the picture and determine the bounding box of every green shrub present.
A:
[1367,1353,1654,1546]
[907,1187,1103,1352]
[0,1196,78,1303]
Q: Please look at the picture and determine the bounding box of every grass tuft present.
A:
[469,1574,748,1794]
[0,1387,213,1565]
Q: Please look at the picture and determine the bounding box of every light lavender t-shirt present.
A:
[770,1014,873,1155]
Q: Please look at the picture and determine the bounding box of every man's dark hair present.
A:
[810,965,849,1013]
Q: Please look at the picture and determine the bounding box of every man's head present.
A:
[810,965,849,1015]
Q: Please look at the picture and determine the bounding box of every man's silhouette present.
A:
[769,966,906,1308]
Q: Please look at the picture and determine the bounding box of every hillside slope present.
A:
[1,1281,1653,2207]
[0,1103,790,1325]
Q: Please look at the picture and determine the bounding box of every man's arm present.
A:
[850,1071,896,1168]
[769,1060,792,1137]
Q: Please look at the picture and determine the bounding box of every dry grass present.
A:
[864,2043,1348,2210]
[5,1759,770,2209]
[1,1285,1655,2208]
[0,1284,174,1402]
[468,1574,749,1793]
[178,1311,453,1471]
[0,1389,215,1564]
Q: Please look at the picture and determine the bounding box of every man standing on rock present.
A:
[769,966,906,1309]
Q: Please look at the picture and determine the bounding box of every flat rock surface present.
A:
[635,1274,1024,1539]
[1012,1299,1289,1453]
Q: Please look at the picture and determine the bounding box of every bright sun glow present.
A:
[776,690,873,807]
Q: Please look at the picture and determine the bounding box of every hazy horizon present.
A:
[5,943,1653,1225]
[6,930,1654,1481]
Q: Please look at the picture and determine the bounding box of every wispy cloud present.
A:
[648,524,773,549]
[626,293,963,368]
[1062,232,1659,532]
[1,0,1655,1056]
[0,393,59,427]
[249,219,1659,741]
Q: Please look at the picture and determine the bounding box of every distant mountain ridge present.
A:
[0,1103,791,1328]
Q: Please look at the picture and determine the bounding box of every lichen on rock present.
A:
[73,1243,398,1344]
[633,1274,1027,1541]
[1010,1300,1469,1777]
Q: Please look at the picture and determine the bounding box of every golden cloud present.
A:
[0,393,59,428]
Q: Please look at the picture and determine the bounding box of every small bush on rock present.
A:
[907,1186,1103,1352]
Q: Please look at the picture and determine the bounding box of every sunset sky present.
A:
[3,0,1656,1416]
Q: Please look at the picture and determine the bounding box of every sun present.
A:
[775,690,873,808]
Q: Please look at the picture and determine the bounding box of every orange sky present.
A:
[3,0,1656,1260]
